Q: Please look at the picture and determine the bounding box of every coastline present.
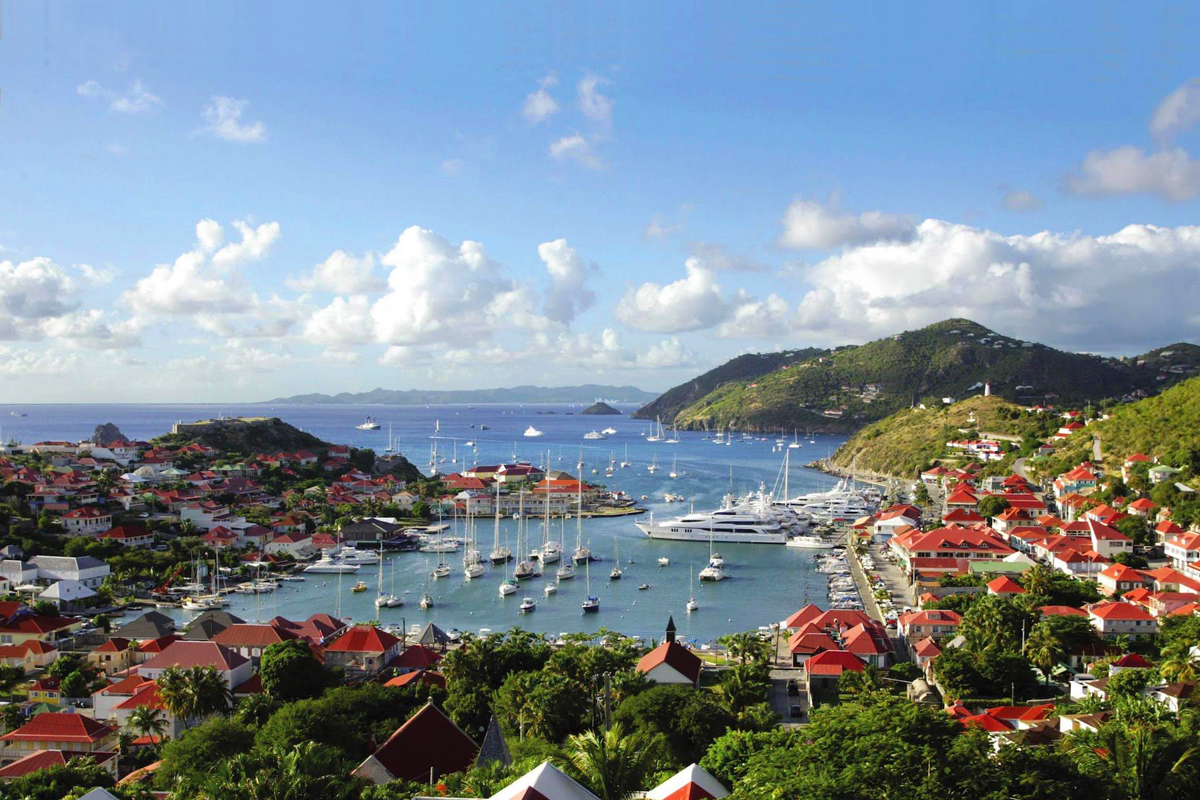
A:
[806,457,898,489]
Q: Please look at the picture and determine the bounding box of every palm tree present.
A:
[201,742,355,800]
[156,667,196,722]
[128,705,169,745]
[188,666,232,717]
[1024,621,1066,684]
[1022,563,1053,599]
[567,724,664,800]
[1160,639,1199,683]
[1074,717,1200,800]
[719,664,768,713]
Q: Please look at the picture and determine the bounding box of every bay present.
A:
[1,402,844,644]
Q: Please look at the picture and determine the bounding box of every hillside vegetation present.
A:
[632,348,826,422]
[265,384,657,405]
[669,319,1194,433]
[829,395,1032,479]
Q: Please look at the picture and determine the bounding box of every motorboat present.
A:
[699,562,725,582]
[499,578,518,597]
[523,426,544,438]
[635,490,788,544]
[519,597,537,613]
[657,557,670,567]
[304,555,361,574]
[432,564,451,579]
[601,427,618,435]
[556,562,576,580]
[638,583,650,590]
[337,546,380,564]
[709,552,725,567]
[543,582,558,596]
[786,534,838,549]
[583,430,606,440]
[351,581,368,593]
[356,417,381,430]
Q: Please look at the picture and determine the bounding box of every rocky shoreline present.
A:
[806,457,898,489]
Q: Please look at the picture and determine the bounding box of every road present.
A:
[1093,436,1103,461]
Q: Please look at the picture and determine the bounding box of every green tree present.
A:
[718,663,771,713]
[0,664,24,702]
[613,684,735,767]
[157,717,256,787]
[2,757,115,800]
[259,640,326,702]
[493,670,588,742]
[1070,713,1200,800]
[198,741,356,800]
[978,495,1010,519]
[959,594,1032,653]
[60,670,88,699]
[700,728,797,788]
[128,705,169,745]
[235,693,281,727]
[1024,618,1069,684]
[1160,638,1200,683]
[838,664,883,695]
[566,723,666,800]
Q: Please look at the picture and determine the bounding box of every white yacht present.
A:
[583,430,606,440]
[786,533,838,549]
[524,426,544,438]
[699,561,725,581]
[337,546,380,565]
[635,492,788,544]
[356,417,381,430]
[775,478,880,523]
[601,427,618,435]
[304,555,361,573]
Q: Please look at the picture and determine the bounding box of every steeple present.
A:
[665,615,677,643]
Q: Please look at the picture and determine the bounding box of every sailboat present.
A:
[619,444,630,469]
[582,558,599,613]
[789,428,801,449]
[537,473,561,564]
[432,513,451,579]
[489,482,511,564]
[384,423,395,453]
[374,539,399,608]
[463,502,484,580]
[686,567,698,613]
[610,537,623,580]
[556,516,576,579]
[499,523,518,597]
[419,571,433,609]
[664,424,680,444]
[513,490,537,580]
[646,416,663,443]
[572,476,591,564]
[668,455,678,479]
[647,453,659,474]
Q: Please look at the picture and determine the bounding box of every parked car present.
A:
[790,704,805,718]
[787,679,800,696]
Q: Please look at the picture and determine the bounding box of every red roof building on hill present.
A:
[805,649,866,676]
[987,576,1025,595]
[637,640,702,687]
[352,702,477,785]
[0,712,116,762]
[0,748,118,779]
[388,644,443,672]
[384,670,447,690]
[323,625,402,675]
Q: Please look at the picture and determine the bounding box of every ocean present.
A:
[1,402,845,644]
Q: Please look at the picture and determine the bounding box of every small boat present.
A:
[544,582,558,596]
[419,592,433,609]
[356,417,381,430]
[583,430,606,440]
[524,426,544,438]
[610,538,623,580]
[351,581,368,592]
[602,427,618,435]
[499,578,518,597]
[432,565,451,579]
[657,557,670,567]
[686,568,698,613]
[281,575,306,582]
[556,562,576,580]
[638,583,650,590]
[519,597,537,613]
[582,560,599,613]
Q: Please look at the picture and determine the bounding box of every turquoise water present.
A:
[2,402,843,643]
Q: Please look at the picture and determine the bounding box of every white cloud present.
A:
[717,292,791,339]
[40,310,142,350]
[287,250,382,294]
[537,239,596,324]
[122,218,280,317]
[778,198,915,249]
[0,347,82,376]
[78,264,118,286]
[643,215,676,242]
[788,217,1200,353]
[302,294,374,346]
[77,79,162,113]
[549,134,602,170]
[636,337,693,368]
[1066,146,1200,202]
[320,347,361,365]
[523,75,560,123]
[199,96,267,143]
[1001,188,1043,212]
[1151,78,1200,142]
[0,257,77,323]
[615,257,728,333]
[578,75,613,127]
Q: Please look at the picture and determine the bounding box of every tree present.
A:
[259,640,326,701]
[0,664,24,702]
[912,482,932,508]
[1024,618,1068,684]
[567,723,666,800]
[60,670,88,699]
[2,757,115,800]
[958,594,1032,654]
[199,741,357,800]
[157,717,255,787]
[1069,712,1200,800]
[1160,638,1200,683]
[718,663,771,713]
[838,664,883,695]
[235,693,281,727]
[978,495,1010,519]
[1116,516,1152,548]
[1021,564,1054,599]
[700,728,798,788]
[492,670,587,742]
[613,684,735,766]
[128,705,169,745]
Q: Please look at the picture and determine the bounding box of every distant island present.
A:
[581,401,622,415]
[261,384,658,406]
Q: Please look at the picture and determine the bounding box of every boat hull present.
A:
[635,522,786,545]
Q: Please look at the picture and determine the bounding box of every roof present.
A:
[987,576,1025,594]
[140,641,249,672]
[1112,653,1152,668]
[326,625,401,654]
[805,650,866,676]
[784,603,824,629]
[357,702,478,783]
[488,761,600,800]
[637,640,702,684]
[385,670,446,690]
[0,750,118,779]
[116,611,176,640]
[647,763,730,800]
[417,621,452,647]
[1,712,114,743]
[476,715,512,768]
[1040,605,1087,617]
[214,624,298,648]
[390,644,443,670]
[1089,602,1155,621]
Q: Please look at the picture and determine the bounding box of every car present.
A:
[790,704,804,718]
[786,679,800,696]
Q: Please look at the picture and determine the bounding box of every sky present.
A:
[2,1,1200,403]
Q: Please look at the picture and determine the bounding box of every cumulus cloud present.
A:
[578,75,613,127]
[788,217,1200,353]
[1151,78,1200,143]
[0,347,82,376]
[0,257,78,323]
[523,75,560,123]
[287,251,382,294]
[77,79,162,113]
[302,294,374,346]
[0,257,141,347]
[1001,188,1043,212]
[537,239,596,324]
[717,292,791,339]
[636,337,694,368]
[1066,146,1200,202]
[40,311,142,350]
[199,96,267,143]
[615,257,728,333]
[122,218,280,317]
[778,198,914,249]
[549,134,602,170]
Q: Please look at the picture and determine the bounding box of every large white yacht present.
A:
[523,426,544,438]
[775,479,879,523]
[303,555,361,573]
[635,491,788,544]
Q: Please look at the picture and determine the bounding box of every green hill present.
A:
[829,395,1032,480]
[667,319,1194,433]
[631,348,827,422]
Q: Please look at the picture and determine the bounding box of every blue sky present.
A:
[2,2,1199,402]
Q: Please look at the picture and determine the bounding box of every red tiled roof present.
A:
[806,650,866,676]
[0,749,116,778]
[361,702,477,782]
[1,712,114,743]
[1040,605,1087,617]
[637,640,702,684]
[389,644,443,670]
[140,641,248,672]
[326,625,401,654]
[214,624,298,648]
[385,670,447,689]
[1090,602,1154,621]
[987,576,1025,594]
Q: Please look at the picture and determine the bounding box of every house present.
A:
[912,637,942,674]
[60,507,114,536]
[88,638,137,676]
[841,622,894,668]
[1126,498,1157,518]
[1088,602,1158,640]
[96,525,154,549]
[113,611,176,641]
[1150,682,1197,713]
[138,641,253,689]
[805,650,866,701]
[212,623,298,666]
[352,702,478,785]
[637,640,702,687]
[323,625,403,676]
[0,613,84,645]
[0,641,57,671]
[389,644,443,674]
[646,763,730,799]
[27,677,62,705]
[1053,465,1098,498]
[898,609,962,642]
[1098,563,1151,597]
[28,555,111,589]
[0,749,119,780]
[339,518,401,543]
[987,576,1025,596]
[872,506,922,543]
[181,610,246,642]
[1164,533,1200,571]
[485,761,600,800]
[787,627,840,667]
[36,580,97,610]
[0,713,117,765]
[1148,464,1182,484]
